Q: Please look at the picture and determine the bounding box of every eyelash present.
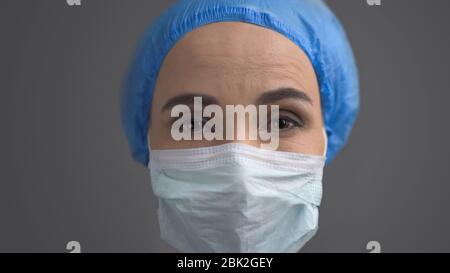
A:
[170,110,306,132]
[274,112,305,131]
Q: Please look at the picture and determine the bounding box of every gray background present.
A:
[0,0,449,253]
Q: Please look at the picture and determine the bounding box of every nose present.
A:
[219,113,265,148]
[224,139,261,148]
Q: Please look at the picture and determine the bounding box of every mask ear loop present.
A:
[147,134,152,169]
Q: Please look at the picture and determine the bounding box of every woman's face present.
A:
[149,22,326,156]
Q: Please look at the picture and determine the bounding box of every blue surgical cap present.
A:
[122,0,359,166]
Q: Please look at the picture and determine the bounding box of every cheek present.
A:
[148,123,166,149]
[278,129,326,156]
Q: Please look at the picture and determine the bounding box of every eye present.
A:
[183,117,210,132]
[270,111,305,132]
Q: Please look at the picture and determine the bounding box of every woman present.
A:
[122,0,359,253]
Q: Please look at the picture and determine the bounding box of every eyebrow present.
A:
[162,93,220,112]
[161,87,313,112]
[256,87,313,106]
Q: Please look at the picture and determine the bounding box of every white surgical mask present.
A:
[148,132,327,253]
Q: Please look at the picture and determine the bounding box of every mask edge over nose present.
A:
[147,127,329,166]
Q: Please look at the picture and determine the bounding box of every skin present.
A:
[149,22,326,156]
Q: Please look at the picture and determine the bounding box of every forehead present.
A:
[154,22,319,103]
